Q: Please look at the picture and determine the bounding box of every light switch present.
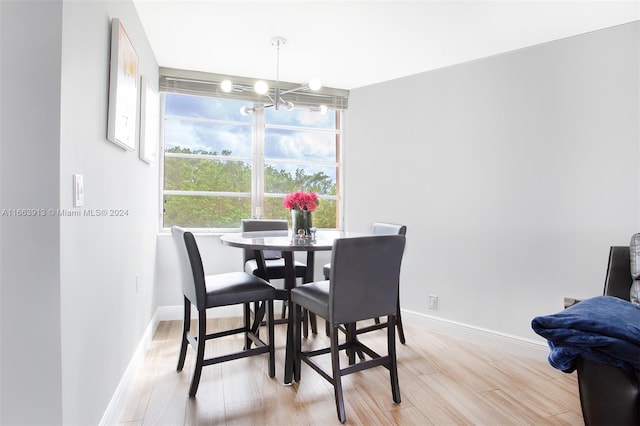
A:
[73,174,84,207]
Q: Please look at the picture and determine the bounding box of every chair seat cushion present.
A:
[291,280,330,320]
[245,258,307,279]
[263,250,282,260]
[205,272,274,307]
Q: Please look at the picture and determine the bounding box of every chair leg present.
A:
[293,303,302,382]
[346,323,356,365]
[177,296,190,372]
[388,315,401,403]
[189,309,207,397]
[302,308,309,338]
[309,311,318,334]
[330,325,347,423]
[396,298,406,344]
[301,309,318,337]
[267,299,275,377]
[244,302,252,350]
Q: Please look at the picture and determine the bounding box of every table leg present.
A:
[304,251,315,283]
[303,251,317,335]
[250,250,268,337]
[283,251,297,384]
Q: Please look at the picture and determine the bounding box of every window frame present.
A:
[159,94,344,233]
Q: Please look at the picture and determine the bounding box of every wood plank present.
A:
[116,319,583,425]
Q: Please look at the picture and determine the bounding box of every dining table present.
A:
[220,229,363,383]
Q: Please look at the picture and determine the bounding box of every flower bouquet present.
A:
[283,190,319,236]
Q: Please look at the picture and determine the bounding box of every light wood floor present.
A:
[117,316,583,425]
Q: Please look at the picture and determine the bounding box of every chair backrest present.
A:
[171,226,206,310]
[329,235,406,325]
[631,233,640,288]
[372,222,406,297]
[603,246,632,301]
[372,222,407,236]
[240,219,288,263]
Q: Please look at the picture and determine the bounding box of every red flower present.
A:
[283,190,319,212]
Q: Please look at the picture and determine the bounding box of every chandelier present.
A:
[219,37,326,115]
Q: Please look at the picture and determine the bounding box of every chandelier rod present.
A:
[273,37,284,110]
[237,36,324,115]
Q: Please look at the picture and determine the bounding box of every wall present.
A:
[152,22,639,351]
[59,1,159,424]
[1,0,159,424]
[344,22,639,342]
[0,1,64,424]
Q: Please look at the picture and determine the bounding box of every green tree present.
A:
[164,147,336,228]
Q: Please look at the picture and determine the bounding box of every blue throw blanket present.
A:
[531,296,640,381]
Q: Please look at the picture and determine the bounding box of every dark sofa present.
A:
[577,234,639,425]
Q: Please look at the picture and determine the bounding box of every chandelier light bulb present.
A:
[308,78,322,91]
[220,80,233,93]
[239,38,327,115]
[254,80,269,95]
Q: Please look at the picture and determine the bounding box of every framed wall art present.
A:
[107,18,138,151]
[139,76,158,164]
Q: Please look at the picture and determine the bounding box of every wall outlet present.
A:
[428,295,438,310]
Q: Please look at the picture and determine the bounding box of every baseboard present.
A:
[99,308,161,426]
[401,308,549,362]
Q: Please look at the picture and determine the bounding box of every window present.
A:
[161,92,343,230]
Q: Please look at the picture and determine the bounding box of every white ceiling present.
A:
[133,1,639,90]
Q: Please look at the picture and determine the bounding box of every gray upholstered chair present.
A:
[241,219,307,287]
[241,219,317,335]
[576,233,640,425]
[291,234,406,423]
[172,226,275,397]
[323,222,407,344]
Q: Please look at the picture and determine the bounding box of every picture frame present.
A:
[139,76,159,164]
[107,18,139,151]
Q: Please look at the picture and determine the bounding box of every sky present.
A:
[164,93,339,181]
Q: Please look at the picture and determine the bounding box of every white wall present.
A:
[1,0,159,424]
[344,22,640,342]
[0,1,63,424]
[59,1,159,424]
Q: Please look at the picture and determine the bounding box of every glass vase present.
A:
[291,209,312,237]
